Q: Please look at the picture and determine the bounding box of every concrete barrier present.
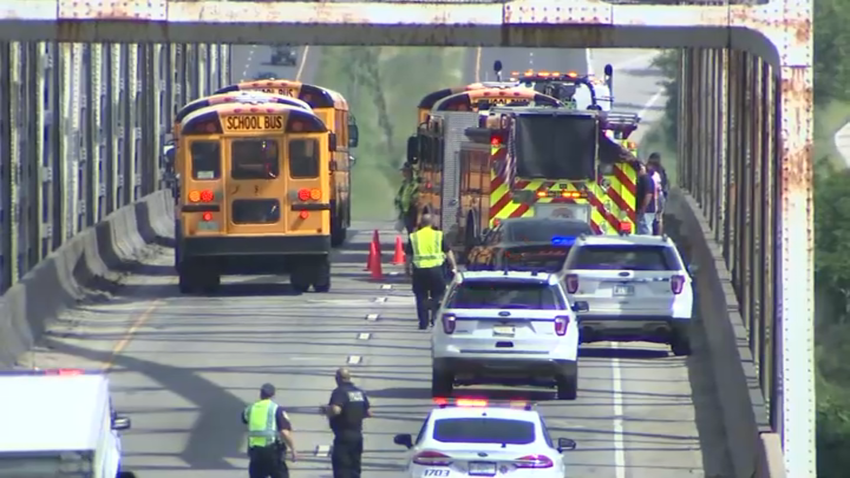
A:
[665,188,785,478]
[0,190,173,368]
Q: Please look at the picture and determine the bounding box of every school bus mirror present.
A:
[348,124,359,148]
[328,132,338,152]
[407,136,419,164]
[349,155,357,166]
[161,144,176,169]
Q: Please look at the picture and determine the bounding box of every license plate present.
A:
[197,221,219,231]
[492,325,515,336]
[468,461,497,476]
[614,285,634,296]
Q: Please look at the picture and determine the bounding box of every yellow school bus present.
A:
[174,101,337,294]
[216,79,358,246]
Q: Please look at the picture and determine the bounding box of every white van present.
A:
[0,369,134,478]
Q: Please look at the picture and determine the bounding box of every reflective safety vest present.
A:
[244,399,279,448]
[410,227,445,269]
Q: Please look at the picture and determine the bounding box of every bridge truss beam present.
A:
[0,0,813,475]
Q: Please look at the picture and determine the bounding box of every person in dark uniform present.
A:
[320,368,372,478]
[242,383,297,478]
[404,213,459,329]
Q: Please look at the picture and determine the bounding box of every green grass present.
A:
[312,47,466,220]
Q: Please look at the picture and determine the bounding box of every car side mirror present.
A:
[393,433,414,449]
[687,264,699,276]
[161,143,176,170]
[571,301,589,313]
[328,132,338,152]
[348,124,359,148]
[557,437,577,452]
[112,415,132,431]
[349,154,356,166]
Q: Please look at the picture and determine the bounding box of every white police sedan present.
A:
[393,399,577,477]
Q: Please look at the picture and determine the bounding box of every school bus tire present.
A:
[312,256,331,293]
[331,209,346,247]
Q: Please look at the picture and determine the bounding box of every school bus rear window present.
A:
[231,199,281,224]
[289,139,319,178]
[231,139,280,180]
[191,141,220,180]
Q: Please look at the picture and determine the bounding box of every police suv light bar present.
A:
[0,368,91,376]
[433,397,535,410]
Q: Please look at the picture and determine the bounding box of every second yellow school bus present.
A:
[216,79,358,247]
[174,100,338,294]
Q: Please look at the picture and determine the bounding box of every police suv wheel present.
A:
[555,373,578,400]
[431,369,453,397]
[671,336,692,356]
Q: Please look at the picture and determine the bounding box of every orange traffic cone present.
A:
[364,243,374,271]
[372,230,382,255]
[392,235,406,265]
[369,241,383,280]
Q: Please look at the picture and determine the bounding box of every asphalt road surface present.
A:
[20,48,733,478]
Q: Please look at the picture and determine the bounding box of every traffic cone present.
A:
[372,230,382,255]
[392,235,406,265]
[364,243,374,271]
[369,241,383,280]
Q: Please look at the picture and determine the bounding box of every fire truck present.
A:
[452,105,639,250]
[406,86,562,242]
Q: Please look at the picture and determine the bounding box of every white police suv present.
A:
[393,399,577,478]
[431,271,584,400]
[560,234,694,355]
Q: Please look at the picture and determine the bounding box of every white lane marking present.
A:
[585,49,594,75]
[529,51,534,68]
[314,445,331,457]
[347,355,362,365]
[381,284,393,290]
[475,47,482,83]
[358,333,371,340]
[611,342,626,478]
[373,297,388,303]
[242,46,256,81]
[365,313,379,321]
[295,45,311,81]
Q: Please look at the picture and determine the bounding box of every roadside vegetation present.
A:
[642,1,850,473]
[313,47,465,220]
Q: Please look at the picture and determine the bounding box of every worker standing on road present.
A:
[242,383,297,478]
[647,152,668,235]
[404,213,459,330]
[395,164,420,234]
[634,160,657,235]
[320,368,372,478]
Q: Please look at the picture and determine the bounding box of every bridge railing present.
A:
[0,42,231,294]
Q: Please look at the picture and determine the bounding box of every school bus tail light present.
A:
[297,188,311,201]
[201,212,213,222]
[309,188,321,200]
[299,211,310,219]
[189,190,214,203]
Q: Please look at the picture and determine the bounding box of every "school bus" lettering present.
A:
[259,87,298,96]
[223,115,284,132]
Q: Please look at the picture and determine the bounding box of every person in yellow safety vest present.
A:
[241,383,297,478]
[395,164,420,234]
[404,214,459,330]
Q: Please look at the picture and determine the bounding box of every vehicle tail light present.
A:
[671,275,685,295]
[201,212,213,222]
[199,190,214,202]
[565,274,579,294]
[618,221,631,233]
[309,188,322,200]
[413,451,452,466]
[441,314,456,334]
[299,210,310,219]
[554,316,569,336]
[44,369,84,376]
[297,188,310,201]
[514,454,554,469]
[188,190,201,202]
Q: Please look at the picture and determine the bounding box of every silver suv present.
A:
[559,234,693,356]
